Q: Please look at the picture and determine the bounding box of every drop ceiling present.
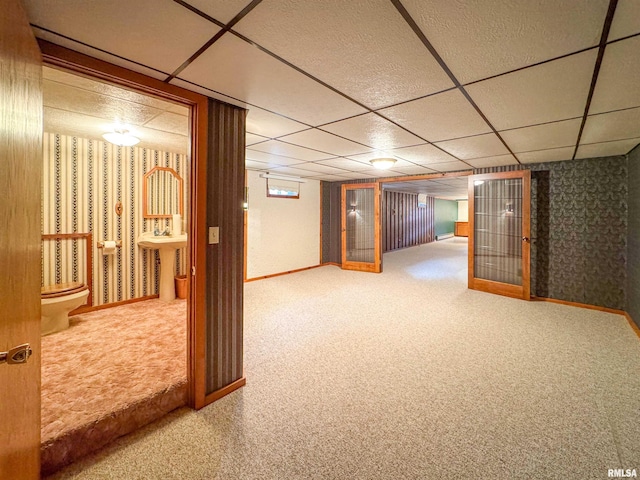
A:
[25,0,640,188]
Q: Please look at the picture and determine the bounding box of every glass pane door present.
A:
[469,170,530,299]
[341,183,381,273]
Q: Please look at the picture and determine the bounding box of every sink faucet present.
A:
[153,227,171,236]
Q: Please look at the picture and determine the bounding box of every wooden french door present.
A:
[341,183,382,273]
[468,170,531,299]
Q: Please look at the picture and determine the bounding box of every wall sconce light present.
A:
[350,205,357,212]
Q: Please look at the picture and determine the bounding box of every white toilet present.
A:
[41,282,89,336]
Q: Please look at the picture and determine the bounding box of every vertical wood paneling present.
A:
[382,190,434,253]
[205,100,246,396]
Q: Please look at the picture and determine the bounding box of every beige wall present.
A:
[246,170,320,278]
[457,200,469,222]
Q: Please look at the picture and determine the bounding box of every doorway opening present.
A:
[40,64,191,474]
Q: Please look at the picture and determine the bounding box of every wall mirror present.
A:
[143,166,184,218]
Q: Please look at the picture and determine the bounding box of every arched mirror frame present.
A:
[143,166,184,218]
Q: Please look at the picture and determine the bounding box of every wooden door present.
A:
[341,183,382,273]
[468,170,531,300]
[0,1,43,478]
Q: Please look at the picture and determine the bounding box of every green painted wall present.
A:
[435,199,457,237]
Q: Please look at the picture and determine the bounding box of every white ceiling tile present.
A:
[581,108,640,144]
[328,171,378,180]
[400,0,608,83]
[388,165,438,175]
[169,77,249,109]
[181,0,252,24]
[389,144,457,165]
[435,133,509,159]
[245,159,270,170]
[246,132,269,145]
[516,147,575,164]
[425,161,472,172]
[291,163,351,175]
[244,149,306,167]
[465,50,597,130]
[246,108,309,138]
[44,107,188,154]
[466,155,518,169]
[576,138,640,159]
[321,114,423,150]
[344,153,416,169]
[144,112,189,136]
[278,129,372,156]
[500,118,582,153]
[379,89,491,142]
[33,27,170,81]
[248,140,334,161]
[233,0,453,109]
[315,158,372,171]
[265,166,324,177]
[43,77,162,125]
[179,34,366,125]
[589,36,640,114]
[306,174,356,182]
[25,0,220,74]
[608,0,640,41]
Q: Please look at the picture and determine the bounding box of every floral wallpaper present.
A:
[627,145,640,327]
[475,156,628,310]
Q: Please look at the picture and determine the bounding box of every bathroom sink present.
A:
[137,232,188,302]
[137,232,187,250]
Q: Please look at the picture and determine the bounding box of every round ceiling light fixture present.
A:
[369,157,396,170]
[102,127,140,147]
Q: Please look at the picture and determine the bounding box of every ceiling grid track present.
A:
[389,0,521,165]
[165,0,265,82]
[571,0,619,160]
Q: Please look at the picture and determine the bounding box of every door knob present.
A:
[0,344,33,365]
[522,237,530,242]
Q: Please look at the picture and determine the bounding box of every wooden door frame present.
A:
[468,169,531,300]
[38,40,209,408]
[341,183,382,273]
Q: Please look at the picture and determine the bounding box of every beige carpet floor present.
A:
[45,238,640,479]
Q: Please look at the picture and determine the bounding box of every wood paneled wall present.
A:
[383,191,434,252]
[205,100,246,398]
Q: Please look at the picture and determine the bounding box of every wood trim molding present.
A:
[142,166,184,219]
[38,39,210,410]
[532,296,626,315]
[42,233,93,308]
[377,170,472,184]
[72,294,159,314]
[534,297,640,341]
[204,376,246,404]
[624,312,640,340]
[245,264,324,282]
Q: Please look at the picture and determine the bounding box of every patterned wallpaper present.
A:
[42,133,188,307]
[627,145,640,327]
[475,156,628,310]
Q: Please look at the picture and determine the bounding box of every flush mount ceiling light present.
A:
[370,157,396,170]
[102,127,140,147]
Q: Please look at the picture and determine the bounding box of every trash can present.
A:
[175,275,187,299]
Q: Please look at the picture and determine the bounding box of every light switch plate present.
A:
[209,226,219,244]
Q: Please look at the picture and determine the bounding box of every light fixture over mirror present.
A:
[370,157,396,170]
[102,126,140,147]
